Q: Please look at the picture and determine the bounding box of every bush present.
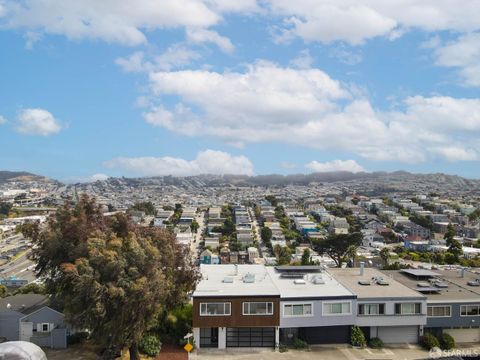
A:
[351,326,366,348]
[67,331,89,345]
[139,335,162,357]
[440,333,455,350]
[279,344,288,353]
[421,333,440,350]
[368,337,384,349]
[292,337,308,349]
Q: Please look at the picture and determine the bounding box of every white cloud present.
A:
[142,61,480,163]
[429,146,478,162]
[329,46,362,65]
[306,159,365,173]
[434,32,480,87]
[267,1,480,45]
[186,28,234,53]
[15,108,62,136]
[116,45,201,73]
[289,49,314,69]
[2,0,231,46]
[0,115,6,124]
[104,149,254,176]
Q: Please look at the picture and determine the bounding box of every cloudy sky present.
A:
[1,0,480,180]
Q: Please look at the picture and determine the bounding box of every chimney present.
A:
[461,268,465,278]
[234,264,238,276]
[360,262,365,276]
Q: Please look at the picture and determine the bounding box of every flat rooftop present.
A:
[329,268,425,300]
[193,264,279,298]
[383,269,480,302]
[266,267,354,299]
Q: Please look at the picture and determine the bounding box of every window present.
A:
[395,303,422,315]
[200,302,231,316]
[461,305,480,316]
[283,303,313,317]
[323,302,351,315]
[42,324,49,332]
[242,302,273,315]
[358,303,385,315]
[427,306,451,317]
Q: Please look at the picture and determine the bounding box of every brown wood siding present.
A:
[193,296,280,327]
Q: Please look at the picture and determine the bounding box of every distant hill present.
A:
[92,171,480,188]
[0,171,51,183]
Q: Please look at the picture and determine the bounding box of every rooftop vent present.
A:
[358,280,371,286]
[294,279,306,285]
[280,273,306,279]
[243,273,255,283]
[223,276,234,283]
[373,276,389,286]
[467,279,480,287]
[311,275,325,285]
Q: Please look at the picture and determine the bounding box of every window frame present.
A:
[395,303,422,315]
[242,302,274,316]
[358,303,385,316]
[283,303,314,317]
[427,305,452,318]
[322,301,352,316]
[199,302,232,316]
[460,304,480,317]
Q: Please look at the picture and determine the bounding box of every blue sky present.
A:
[1,1,480,181]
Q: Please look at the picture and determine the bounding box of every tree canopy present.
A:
[313,232,363,267]
[24,195,197,360]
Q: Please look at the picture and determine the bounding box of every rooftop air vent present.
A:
[467,279,480,287]
[223,277,234,283]
[294,279,306,285]
[374,277,389,286]
[243,273,255,283]
[358,280,371,286]
[311,275,325,284]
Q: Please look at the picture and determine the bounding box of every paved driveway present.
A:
[192,344,480,360]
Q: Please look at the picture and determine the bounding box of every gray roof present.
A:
[0,294,49,315]
[266,267,354,299]
[329,268,425,300]
[384,269,480,303]
[193,265,280,297]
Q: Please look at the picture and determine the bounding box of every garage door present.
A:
[226,327,275,348]
[444,328,480,343]
[299,326,350,344]
[378,326,419,344]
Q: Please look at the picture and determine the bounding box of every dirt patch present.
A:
[155,344,188,360]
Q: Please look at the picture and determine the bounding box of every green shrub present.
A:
[292,337,308,349]
[139,334,162,357]
[350,326,366,348]
[421,333,440,350]
[67,331,89,345]
[279,344,288,353]
[440,333,455,350]
[368,337,384,349]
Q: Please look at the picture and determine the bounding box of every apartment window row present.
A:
[323,301,351,316]
[283,303,313,317]
[427,306,451,317]
[395,303,422,315]
[358,303,385,315]
[199,302,274,316]
[461,305,480,316]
